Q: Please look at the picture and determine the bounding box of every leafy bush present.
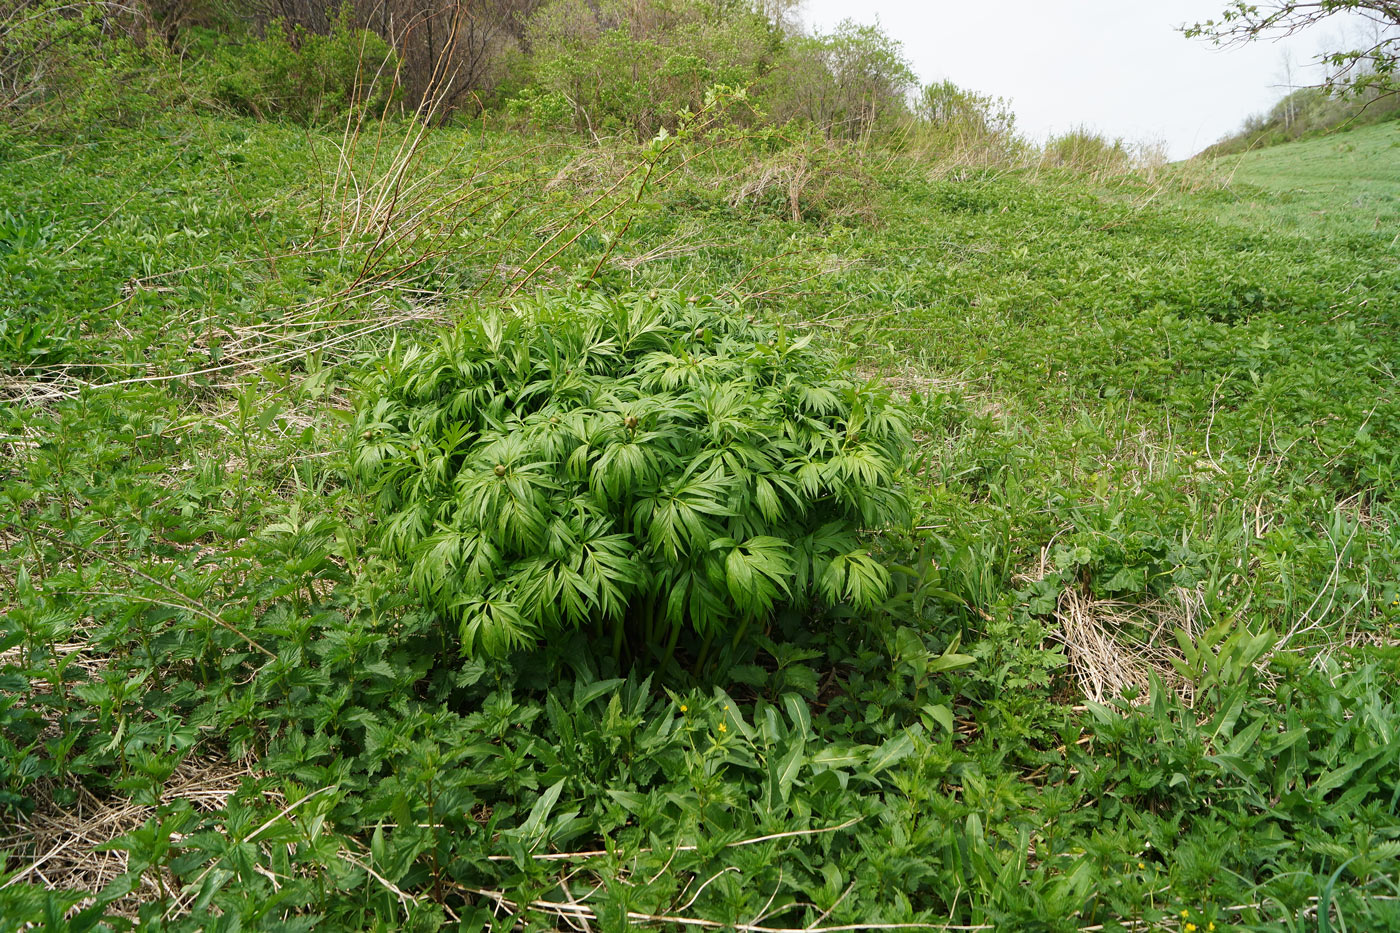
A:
[763,20,918,140]
[195,10,396,123]
[915,80,1015,137]
[1041,127,1132,175]
[504,85,574,130]
[349,292,912,664]
[522,0,779,137]
[0,0,175,127]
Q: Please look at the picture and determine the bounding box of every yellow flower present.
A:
[1208,925,1215,932]
[680,704,688,712]
[1185,925,1197,932]
[1180,910,1190,919]
[1137,861,1145,869]
[718,723,727,733]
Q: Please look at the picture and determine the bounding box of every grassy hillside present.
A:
[1209,121,1400,239]
[3,112,1400,931]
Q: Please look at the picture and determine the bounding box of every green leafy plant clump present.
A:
[350,292,912,665]
[192,10,399,124]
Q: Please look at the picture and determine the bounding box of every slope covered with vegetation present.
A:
[1203,85,1400,157]
[1188,0,1400,157]
[4,6,1400,933]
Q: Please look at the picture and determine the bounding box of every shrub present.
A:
[1042,127,1133,175]
[0,0,174,126]
[349,292,912,666]
[763,20,917,140]
[196,9,397,123]
[522,0,779,138]
[504,86,573,130]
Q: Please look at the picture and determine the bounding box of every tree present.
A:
[1185,2,1400,99]
[524,0,778,138]
[915,79,1015,136]
[236,0,539,113]
[768,20,917,140]
[1277,48,1297,128]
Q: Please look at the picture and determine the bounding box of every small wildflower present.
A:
[680,704,688,713]
[718,723,727,733]
[1138,861,1145,869]
[1180,910,1190,919]
[1185,925,1197,932]
[1208,925,1215,932]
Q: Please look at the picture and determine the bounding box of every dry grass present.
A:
[0,368,84,404]
[614,229,725,272]
[1053,585,1207,707]
[0,755,265,918]
[0,298,446,414]
[851,362,970,400]
[726,145,877,226]
[1010,533,1211,708]
[544,147,633,197]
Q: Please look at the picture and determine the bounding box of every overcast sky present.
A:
[800,1,1360,158]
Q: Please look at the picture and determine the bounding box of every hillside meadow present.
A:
[3,53,1400,933]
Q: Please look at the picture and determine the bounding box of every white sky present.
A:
[799,1,1363,158]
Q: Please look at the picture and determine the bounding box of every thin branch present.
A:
[464,887,994,933]
[483,816,863,862]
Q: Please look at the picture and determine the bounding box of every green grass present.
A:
[3,112,1400,931]
[1208,121,1400,241]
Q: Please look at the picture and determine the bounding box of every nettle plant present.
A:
[350,292,911,668]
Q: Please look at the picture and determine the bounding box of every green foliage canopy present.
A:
[522,0,780,136]
[194,10,397,123]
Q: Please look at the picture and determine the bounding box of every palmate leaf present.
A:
[691,439,779,486]
[721,536,794,617]
[453,592,532,656]
[456,457,555,555]
[636,350,700,390]
[510,555,596,627]
[663,564,733,635]
[599,294,672,354]
[411,527,501,596]
[634,468,734,561]
[825,443,892,488]
[818,549,891,610]
[591,436,660,499]
[576,526,643,621]
[697,384,758,443]
[378,503,430,554]
[788,377,845,416]
[753,470,802,525]
[795,458,828,499]
[790,522,858,596]
[351,438,404,480]
[413,529,461,592]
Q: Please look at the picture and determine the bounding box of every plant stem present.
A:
[660,620,682,676]
[692,630,714,677]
